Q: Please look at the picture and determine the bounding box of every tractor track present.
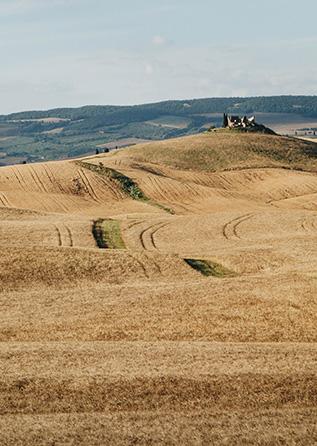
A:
[78,169,99,203]
[15,166,30,191]
[28,166,47,193]
[148,176,167,201]
[43,164,71,196]
[0,193,11,207]
[12,168,25,189]
[138,221,173,275]
[65,225,74,247]
[27,167,42,193]
[126,253,150,279]
[139,222,164,250]
[137,221,172,274]
[42,165,61,192]
[300,217,317,233]
[150,222,171,249]
[223,213,255,240]
[81,169,100,202]
[50,195,69,213]
[54,225,62,247]
[126,220,146,230]
[31,166,49,193]
[98,176,123,200]
[54,224,74,247]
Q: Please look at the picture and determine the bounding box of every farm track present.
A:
[139,173,206,204]
[267,183,317,205]
[16,166,29,189]
[139,221,170,251]
[27,166,46,193]
[42,165,56,190]
[30,166,49,194]
[150,222,171,250]
[126,253,150,279]
[125,220,146,230]
[77,169,100,203]
[65,225,74,247]
[0,193,11,207]
[12,167,26,189]
[42,164,69,195]
[300,217,317,232]
[147,175,171,201]
[97,175,123,200]
[54,225,62,247]
[54,224,74,247]
[222,213,255,240]
[132,221,174,274]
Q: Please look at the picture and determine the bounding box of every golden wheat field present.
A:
[1,131,317,445]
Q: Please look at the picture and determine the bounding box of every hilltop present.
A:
[0,95,317,166]
[108,131,317,172]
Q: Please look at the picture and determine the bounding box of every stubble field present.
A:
[0,131,317,445]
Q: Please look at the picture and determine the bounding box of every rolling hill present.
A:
[1,131,317,444]
[1,95,317,166]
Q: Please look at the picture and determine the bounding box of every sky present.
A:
[0,0,316,114]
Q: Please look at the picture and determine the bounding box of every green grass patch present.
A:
[77,160,174,214]
[77,160,145,198]
[184,258,237,277]
[92,218,126,249]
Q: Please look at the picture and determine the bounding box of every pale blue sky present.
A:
[0,0,316,113]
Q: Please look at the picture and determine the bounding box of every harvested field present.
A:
[1,131,317,444]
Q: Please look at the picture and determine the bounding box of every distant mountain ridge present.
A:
[2,95,317,121]
[0,96,316,166]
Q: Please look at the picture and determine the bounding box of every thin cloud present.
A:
[0,0,77,15]
[152,35,167,46]
[145,63,154,75]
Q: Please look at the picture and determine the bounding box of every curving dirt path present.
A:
[222,213,255,240]
[139,221,171,251]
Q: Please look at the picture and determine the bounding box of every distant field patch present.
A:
[97,138,151,149]
[146,115,191,129]
[42,127,64,135]
[254,112,317,135]
[296,136,317,143]
[8,117,70,123]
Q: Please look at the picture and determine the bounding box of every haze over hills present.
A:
[1,95,317,166]
[1,130,317,444]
